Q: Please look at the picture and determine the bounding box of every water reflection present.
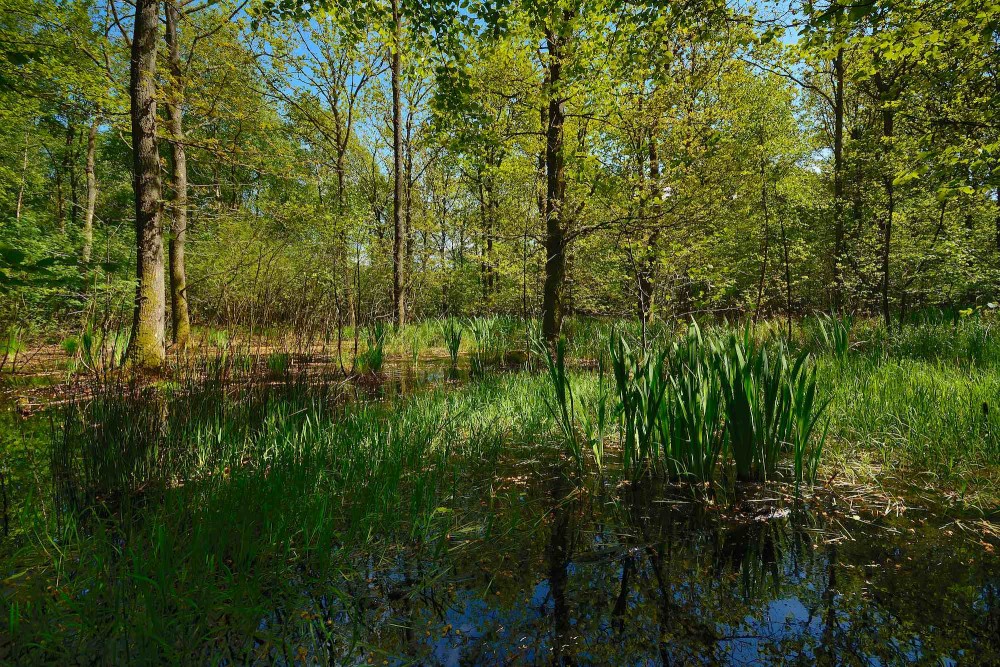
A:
[4,360,998,665]
[333,472,999,666]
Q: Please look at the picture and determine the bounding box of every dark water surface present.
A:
[327,467,1000,666]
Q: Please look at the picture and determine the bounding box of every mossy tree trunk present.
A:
[81,115,98,266]
[165,0,190,348]
[126,0,166,370]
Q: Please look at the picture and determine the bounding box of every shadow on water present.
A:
[329,462,1000,666]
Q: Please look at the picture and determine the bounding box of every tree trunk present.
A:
[486,194,495,294]
[994,187,1000,253]
[165,0,190,348]
[541,25,567,342]
[15,129,28,222]
[54,148,64,232]
[532,76,548,326]
[753,163,771,325]
[537,79,548,243]
[126,0,166,369]
[832,47,846,309]
[390,0,406,326]
[81,116,98,265]
[638,133,660,329]
[404,113,414,314]
[876,73,894,329]
[779,195,793,339]
[65,119,78,228]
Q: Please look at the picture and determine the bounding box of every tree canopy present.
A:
[2,0,998,362]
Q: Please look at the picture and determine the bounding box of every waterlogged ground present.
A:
[1,358,998,665]
[322,469,1000,665]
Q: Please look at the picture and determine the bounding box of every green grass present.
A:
[3,313,999,661]
[355,322,387,372]
[267,351,291,376]
[816,312,853,358]
[1,371,562,662]
[821,355,1000,477]
[441,317,463,365]
[0,329,25,372]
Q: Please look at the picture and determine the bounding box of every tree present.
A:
[164,0,190,347]
[127,0,166,369]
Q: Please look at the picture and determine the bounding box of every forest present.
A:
[1,0,999,662]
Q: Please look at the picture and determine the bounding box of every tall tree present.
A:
[81,114,98,265]
[540,10,569,341]
[391,0,406,324]
[164,0,190,347]
[127,0,166,369]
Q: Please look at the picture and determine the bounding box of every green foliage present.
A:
[406,321,433,364]
[608,330,670,477]
[817,312,853,358]
[661,324,727,482]
[535,336,584,473]
[534,335,610,474]
[441,317,463,366]
[356,322,387,372]
[2,317,1000,661]
[267,351,291,376]
[717,331,828,483]
[602,322,828,485]
[206,328,230,349]
[465,315,522,370]
[822,353,1000,474]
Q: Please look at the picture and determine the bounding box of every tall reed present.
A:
[817,312,852,358]
[717,331,828,482]
[357,322,387,372]
[441,318,463,366]
[604,323,827,484]
[661,323,726,481]
[467,315,502,371]
[535,336,583,471]
[608,330,669,477]
[533,335,613,474]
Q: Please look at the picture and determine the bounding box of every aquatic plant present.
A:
[817,312,852,358]
[0,328,25,373]
[206,328,229,349]
[532,332,612,474]
[717,331,828,483]
[357,322,387,372]
[608,330,670,477]
[585,355,611,472]
[407,321,433,365]
[535,336,585,473]
[3,366,585,661]
[62,327,128,373]
[790,359,828,485]
[441,317,463,365]
[267,351,291,376]
[466,315,500,371]
[661,323,726,481]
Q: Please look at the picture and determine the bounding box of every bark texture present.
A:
[391,0,406,326]
[127,0,166,369]
[541,23,567,342]
[165,0,190,348]
[832,47,846,308]
[81,116,98,265]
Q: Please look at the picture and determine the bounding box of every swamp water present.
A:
[331,472,1000,666]
[0,359,998,665]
